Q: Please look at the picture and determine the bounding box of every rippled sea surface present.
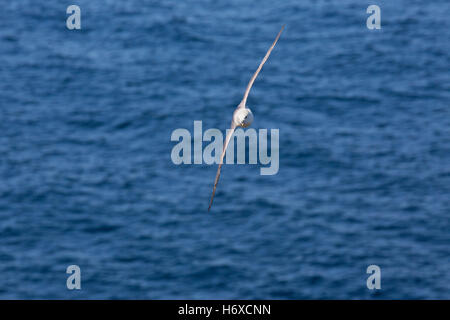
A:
[0,0,449,299]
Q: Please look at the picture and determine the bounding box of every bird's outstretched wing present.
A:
[239,25,285,109]
[208,122,237,211]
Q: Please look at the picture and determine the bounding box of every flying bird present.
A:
[208,25,285,211]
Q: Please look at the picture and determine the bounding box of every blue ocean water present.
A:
[0,0,449,299]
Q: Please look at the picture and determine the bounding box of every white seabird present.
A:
[208,25,285,211]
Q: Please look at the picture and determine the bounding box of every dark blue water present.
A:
[0,0,449,299]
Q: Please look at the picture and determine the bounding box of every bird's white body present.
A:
[233,107,254,128]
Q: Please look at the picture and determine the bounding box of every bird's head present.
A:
[233,107,254,128]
